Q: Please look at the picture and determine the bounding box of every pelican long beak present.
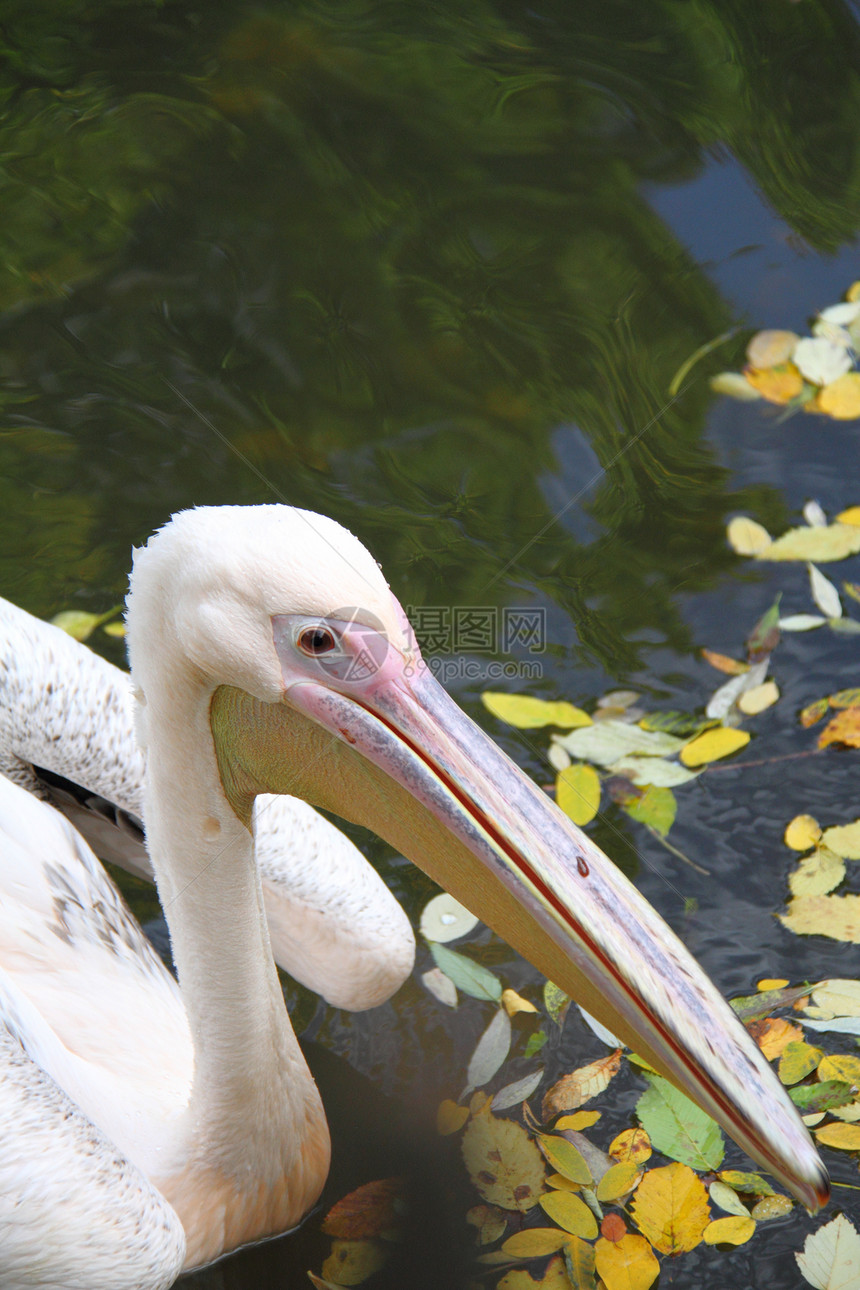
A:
[214,629,829,1213]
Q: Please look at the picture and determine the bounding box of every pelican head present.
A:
[128,504,829,1213]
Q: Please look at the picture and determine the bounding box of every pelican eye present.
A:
[298,626,337,656]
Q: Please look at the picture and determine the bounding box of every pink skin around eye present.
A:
[272,601,426,698]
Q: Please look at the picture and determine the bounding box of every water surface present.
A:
[2,2,860,1286]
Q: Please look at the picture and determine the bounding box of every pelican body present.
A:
[0,505,828,1289]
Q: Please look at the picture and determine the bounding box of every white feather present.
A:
[0,597,414,1010]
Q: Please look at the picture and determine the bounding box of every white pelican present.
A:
[0,504,828,1289]
[0,596,414,1012]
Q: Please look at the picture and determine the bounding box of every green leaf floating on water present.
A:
[621,786,677,837]
[611,756,699,788]
[636,1075,724,1171]
[557,720,685,767]
[788,1080,855,1114]
[51,605,123,642]
[429,943,501,1001]
[524,1030,548,1057]
[543,981,570,1025]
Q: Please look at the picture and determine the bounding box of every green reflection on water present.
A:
[1,8,860,1282]
[5,0,858,673]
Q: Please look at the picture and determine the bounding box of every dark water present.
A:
[2,2,860,1286]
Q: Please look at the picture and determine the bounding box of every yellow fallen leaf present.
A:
[784,815,822,851]
[466,1204,508,1245]
[726,515,772,556]
[536,1135,592,1186]
[809,979,860,1015]
[800,698,830,727]
[437,1101,470,1135]
[746,329,800,368]
[596,1161,643,1203]
[779,1041,823,1086]
[712,371,764,401]
[830,1102,860,1122]
[608,1128,652,1165]
[565,1238,596,1289]
[818,1054,860,1085]
[789,848,845,898]
[307,1273,342,1289]
[763,524,860,562]
[497,1254,572,1290]
[482,693,592,729]
[780,894,860,942]
[470,1091,491,1116]
[758,978,790,990]
[830,688,860,708]
[708,1180,750,1217]
[629,1162,710,1255]
[542,1050,622,1116]
[797,1214,860,1290]
[747,1016,803,1059]
[703,1216,756,1246]
[744,361,804,404]
[321,1239,388,1285]
[701,648,749,675]
[462,1113,546,1211]
[680,727,750,767]
[539,1188,599,1239]
[555,1111,601,1132]
[737,680,779,715]
[819,709,860,750]
[502,988,539,1017]
[817,372,860,420]
[814,1122,860,1150]
[501,1228,569,1258]
[717,1169,775,1196]
[594,1233,659,1290]
[821,821,860,859]
[420,892,479,943]
[849,282,860,302]
[545,1173,581,1192]
[556,763,601,827]
[477,1249,518,1265]
[750,1194,793,1221]
[836,507,860,527]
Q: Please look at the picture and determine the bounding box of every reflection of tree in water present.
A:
[1,0,858,666]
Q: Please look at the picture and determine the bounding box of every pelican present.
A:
[0,504,828,1289]
[0,596,415,1012]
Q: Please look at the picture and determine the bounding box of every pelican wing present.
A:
[0,597,414,1008]
[0,774,192,1163]
[0,1025,185,1290]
